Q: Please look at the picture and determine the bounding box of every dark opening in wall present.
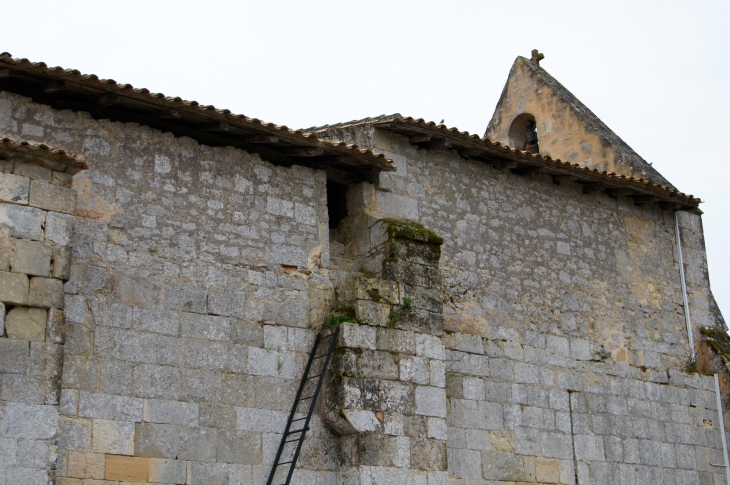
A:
[327,180,349,228]
[508,113,539,154]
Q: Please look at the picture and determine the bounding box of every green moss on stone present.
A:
[384,219,444,245]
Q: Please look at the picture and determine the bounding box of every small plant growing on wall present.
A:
[326,309,358,328]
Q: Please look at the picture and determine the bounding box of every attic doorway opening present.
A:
[508,113,539,154]
[326,180,348,228]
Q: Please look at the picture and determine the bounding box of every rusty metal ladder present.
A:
[266,327,339,485]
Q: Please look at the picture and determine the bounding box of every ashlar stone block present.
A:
[0,270,29,305]
[0,301,4,336]
[415,386,447,417]
[12,239,51,276]
[0,236,10,271]
[0,205,44,240]
[0,172,30,204]
[66,451,105,479]
[52,246,72,280]
[5,306,46,341]
[105,455,149,482]
[135,422,179,459]
[29,179,77,214]
[148,458,187,483]
[355,300,391,327]
[29,276,64,308]
[45,211,74,246]
[14,162,52,182]
[91,419,135,455]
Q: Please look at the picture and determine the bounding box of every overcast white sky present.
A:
[3,0,729,320]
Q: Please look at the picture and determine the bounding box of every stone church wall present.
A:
[316,123,729,484]
[0,91,339,484]
[0,87,727,485]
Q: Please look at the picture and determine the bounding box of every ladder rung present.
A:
[305,374,321,380]
[312,354,328,360]
[284,427,308,436]
[291,417,307,422]
[277,460,294,466]
[298,395,314,400]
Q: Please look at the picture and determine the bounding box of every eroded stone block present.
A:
[91,419,135,455]
[29,276,64,308]
[52,246,72,280]
[5,306,46,341]
[0,172,30,204]
[29,179,77,214]
[0,204,44,240]
[12,239,51,276]
[0,270,29,305]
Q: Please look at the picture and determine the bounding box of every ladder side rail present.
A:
[266,332,323,485]
[283,326,340,485]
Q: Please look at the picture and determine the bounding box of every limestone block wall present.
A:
[0,91,340,485]
[0,143,82,485]
[315,123,729,484]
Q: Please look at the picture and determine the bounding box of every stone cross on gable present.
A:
[531,49,545,66]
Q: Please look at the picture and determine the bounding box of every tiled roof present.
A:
[0,135,88,173]
[0,52,394,182]
[306,114,701,210]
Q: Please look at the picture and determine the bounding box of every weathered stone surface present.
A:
[52,245,72,280]
[135,422,179,459]
[0,236,10,271]
[0,301,4,337]
[29,179,76,214]
[28,276,64,308]
[45,211,74,246]
[143,398,198,426]
[0,172,30,204]
[12,239,51,276]
[148,458,187,483]
[216,429,262,464]
[355,300,390,327]
[14,162,52,182]
[0,270,29,304]
[66,451,105,479]
[0,205,44,240]
[78,392,143,421]
[208,288,246,318]
[5,306,46,341]
[91,419,135,455]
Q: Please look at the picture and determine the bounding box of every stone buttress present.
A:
[326,217,450,484]
[0,140,85,484]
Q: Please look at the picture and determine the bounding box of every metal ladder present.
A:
[266,326,340,485]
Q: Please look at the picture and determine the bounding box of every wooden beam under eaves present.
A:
[511,165,544,175]
[97,94,119,107]
[408,134,431,144]
[202,121,230,132]
[492,160,518,170]
[43,81,65,94]
[285,147,324,157]
[632,195,659,204]
[581,182,607,193]
[605,188,635,197]
[158,110,182,119]
[242,135,278,144]
[458,148,486,159]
